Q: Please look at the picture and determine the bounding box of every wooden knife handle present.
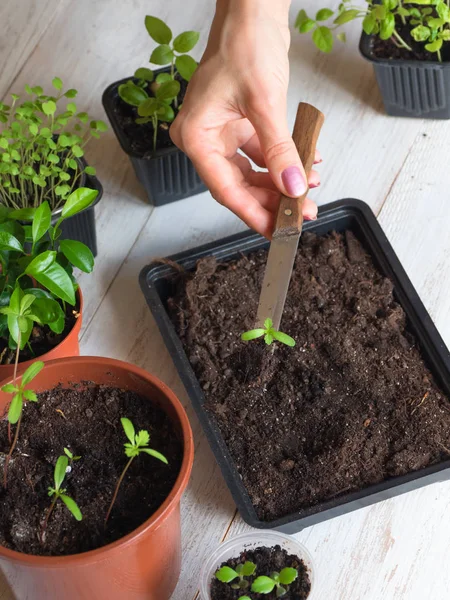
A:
[273,103,325,238]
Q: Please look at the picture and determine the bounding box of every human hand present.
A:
[170,0,321,238]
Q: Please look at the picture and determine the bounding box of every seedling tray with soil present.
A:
[140,199,450,533]
[0,383,182,555]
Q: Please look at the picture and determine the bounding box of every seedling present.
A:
[296,0,450,62]
[1,360,44,487]
[64,447,81,465]
[215,561,257,591]
[41,453,82,543]
[105,417,168,523]
[251,568,298,598]
[118,15,200,148]
[241,318,296,347]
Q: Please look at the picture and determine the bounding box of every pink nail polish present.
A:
[309,182,320,189]
[281,166,307,197]
[304,214,318,221]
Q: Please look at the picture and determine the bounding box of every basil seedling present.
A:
[241,318,295,347]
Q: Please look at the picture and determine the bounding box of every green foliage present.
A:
[241,318,296,348]
[1,360,43,424]
[295,0,450,61]
[0,79,106,211]
[119,15,200,145]
[215,561,257,591]
[0,188,97,361]
[251,568,298,597]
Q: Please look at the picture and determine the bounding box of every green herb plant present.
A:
[296,0,450,62]
[1,360,44,487]
[41,453,82,543]
[251,568,298,598]
[64,446,81,464]
[0,78,106,210]
[0,186,98,366]
[105,417,168,523]
[118,15,200,150]
[215,561,257,592]
[241,318,296,347]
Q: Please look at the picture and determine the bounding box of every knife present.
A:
[256,102,324,329]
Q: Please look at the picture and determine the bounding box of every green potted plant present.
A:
[0,79,106,254]
[0,356,194,600]
[296,0,450,118]
[0,186,97,375]
[102,15,206,205]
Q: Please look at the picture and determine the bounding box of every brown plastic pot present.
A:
[0,289,83,380]
[0,356,194,600]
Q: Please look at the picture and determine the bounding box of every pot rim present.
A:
[0,287,83,375]
[0,356,194,567]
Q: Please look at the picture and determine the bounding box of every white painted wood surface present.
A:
[1,0,450,598]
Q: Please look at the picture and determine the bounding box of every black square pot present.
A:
[139,199,450,533]
[360,32,450,119]
[102,72,206,206]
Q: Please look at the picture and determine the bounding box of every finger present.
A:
[303,197,318,220]
[308,169,320,188]
[315,149,322,164]
[240,133,266,168]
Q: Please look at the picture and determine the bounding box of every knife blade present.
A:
[256,103,324,329]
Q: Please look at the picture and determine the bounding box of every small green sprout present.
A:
[1,360,44,487]
[41,453,82,543]
[215,561,257,591]
[105,417,168,523]
[251,568,298,598]
[241,318,295,347]
[238,597,252,600]
[64,447,81,464]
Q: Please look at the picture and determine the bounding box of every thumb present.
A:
[247,103,308,198]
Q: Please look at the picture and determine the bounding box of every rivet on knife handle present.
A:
[273,103,325,239]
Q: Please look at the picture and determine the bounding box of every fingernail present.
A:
[309,182,320,189]
[281,166,307,197]
[304,214,317,221]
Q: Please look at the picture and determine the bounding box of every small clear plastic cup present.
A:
[199,530,315,600]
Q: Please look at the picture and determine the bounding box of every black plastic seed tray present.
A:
[139,199,450,533]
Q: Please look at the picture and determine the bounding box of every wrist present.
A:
[216,0,291,24]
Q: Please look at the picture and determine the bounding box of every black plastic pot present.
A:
[139,199,450,533]
[360,33,450,119]
[102,71,206,206]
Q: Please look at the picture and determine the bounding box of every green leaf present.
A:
[238,597,252,600]
[42,101,56,116]
[425,38,443,52]
[263,318,273,329]
[264,332,274,345]
[278,567,298,585]
[251,576,276,594]
[150,44,175,66]
[156,72,173,84]
[134,67,154,82]
[241,329,265,341]
[312,26,334,52]
[60,494,83,521]
[411,25,431,42]
[316,8,334,21]
[138,98,159,117]
[215,566,238,583]
[9,287,21,314]
[64,89,77,98]
[8,207,36,221]
[54,455,68,490]
[59,240,94,273]
[337,32,347,42]
[135,429,150,446]
[175,55,198,81]
[52,77,63,90]
[20,294,36,313]
[141,448,169,463]
[121,417,136,444]
[145,15,172,44]
[0,231,23,253]
[25,251,57,277]
[334,9,360,25]
[437,2,450,21]
[84,166,96,176]
[295,9,308,28]
[21,360,44,386]
[173,31,200,53]
[1,384,18,394]
[158,103,175,122]
[298,18,316,33]
[272,331,296,347]
[32,201,52,244]
[379,13,395,40]
[242,561,257,577]
[23,389,38,402]
[118,82,149,106]
[64,447,74,459]
[61,187,98,219]
[362,13,376,35]
[34,262,76,305]
[156,80,180,101]
[8,393,23,424]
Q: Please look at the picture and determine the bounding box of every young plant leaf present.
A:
[8,393,23,425]
[141,448,169,463]
[60,188,99,220]
[251,576,276,594]
[150,44,175,66]
[173,31,200,53]
[242,561,257,577]
[155,80,180,101]
[21,360,44,386]
[241,329,265,341]
[145,15,172,44]
[60,494,83,521]
[316,8,334,21]
[59,240,94,273]
[23,389,38,402]
[34,262,76,305]
[175,55,198,81]
[121,417,136,444]
[312,26,334,52]
[215,566,239,583]
[0,231,23,253]
[134,68,154,82]
[25,251,57,277]
[54,455,68,491]
[272,331,296,347]
[118,82,149,106]
[278,567,298,585]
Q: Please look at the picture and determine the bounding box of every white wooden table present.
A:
[1,1,450,598]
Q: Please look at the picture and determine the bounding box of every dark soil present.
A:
[0,300,78,366]
[371,20,450,62]
[0,385,182,556]
[110,72,188,156]
[168,231,450,522]
[210,545,311,600]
